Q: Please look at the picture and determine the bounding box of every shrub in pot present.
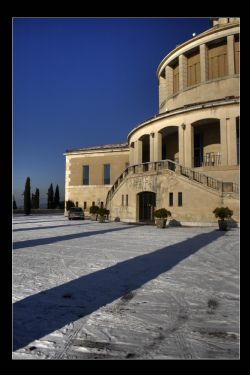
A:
[105,209,110,220]
[89,205,99,221]
[154,208,172,228]
[66,200,75,211]
[97,207,109,223]
[213,206,233,231]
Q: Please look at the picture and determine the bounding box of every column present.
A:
[134,139,142,165]
[159,75,167,111]
[184,123,194,168]
[129,143,134,165]
[200,44,208,83]
[227,35,235,75]
[179,54,187,91]
[165,65,173,99]
[220,118,228,166]
[134,141,138,165]
[227,117,238,165]
[178,125,185,165]
[154,132,162,161]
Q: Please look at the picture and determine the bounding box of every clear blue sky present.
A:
[13,17,211,207]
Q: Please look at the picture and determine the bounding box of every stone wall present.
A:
[108,170,239,224]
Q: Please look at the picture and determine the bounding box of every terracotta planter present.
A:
[99,215,105,223]
[218,219,228,231]
[155,218,167,228]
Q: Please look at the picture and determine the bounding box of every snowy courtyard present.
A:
[12,214,240,360]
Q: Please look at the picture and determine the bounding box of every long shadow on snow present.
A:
[13,229,225,351]
[13,219,67,225]
[13,223,88,232]
[12,214,65,224]
[13,225,138,250]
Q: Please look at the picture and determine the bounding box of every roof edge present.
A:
[64,142,129,155]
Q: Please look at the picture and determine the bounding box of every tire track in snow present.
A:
[51,320,84,359]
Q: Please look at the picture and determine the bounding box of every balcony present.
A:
[194,152,222,168]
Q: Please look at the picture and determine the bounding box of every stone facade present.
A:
[107,167,239,224]
[64,144,129,214]
[65,18,240,225]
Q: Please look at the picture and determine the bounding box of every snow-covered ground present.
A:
[12,214,240,360]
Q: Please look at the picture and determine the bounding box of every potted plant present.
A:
[106,209,110,220]
[66,200,75,211]
[97,207,109,223]
[89,205,99,221]
[154,208,172,228]
[213,206,233,231]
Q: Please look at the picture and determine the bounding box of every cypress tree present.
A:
[13,196,17,210]
[54,184,60,208]
[47,183,54,209]
[24,177,31,215]
[35,188,40,209]
[31,193,36,209]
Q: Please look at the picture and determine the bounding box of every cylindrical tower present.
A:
[128,18,240,171]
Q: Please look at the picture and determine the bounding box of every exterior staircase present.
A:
[106,160,239,207]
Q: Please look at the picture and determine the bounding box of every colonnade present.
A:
[129,117,239,168]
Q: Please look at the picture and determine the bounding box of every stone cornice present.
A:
[64,143,129,156]
[127,97,239,142]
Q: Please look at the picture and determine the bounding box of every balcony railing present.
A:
[194,153,222,167]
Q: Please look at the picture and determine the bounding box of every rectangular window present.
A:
[104,164,110,185]
[178,192,183,206]
[84,201,87,209]
[126,194,128,206]
[208,41,228,80]
[92,201,95,207]
[169,192,173,207]
[121,195,124,206]
[187,50,200,86]
[100,201,104,208]
[173,62,179,94]
[234,36,240,74]
[83,165,89,185]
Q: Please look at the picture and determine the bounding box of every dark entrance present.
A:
[138,192,156,222]
[194,133,203,167]
[141,134,150,163]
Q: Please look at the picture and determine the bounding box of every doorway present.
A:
[138,192,156,222]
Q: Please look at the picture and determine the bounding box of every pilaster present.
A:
[227,34,235,75]
[179,54,187,91]
[200,44,208,83]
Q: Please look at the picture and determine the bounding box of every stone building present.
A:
[64,18,240,225]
